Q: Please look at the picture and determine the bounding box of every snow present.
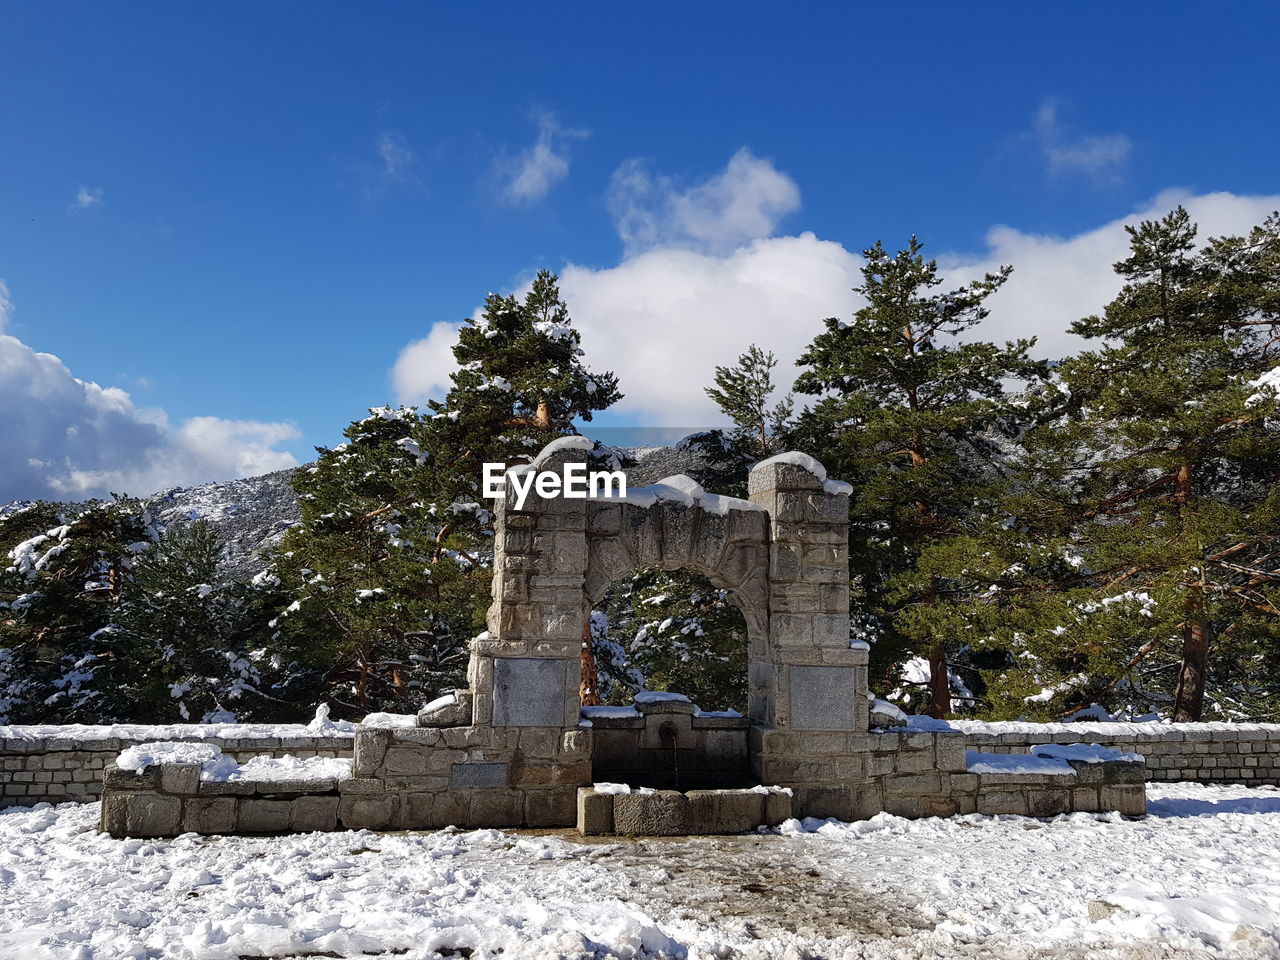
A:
[116,741,235,778]
[2,783,1278,958]
[749,451,852,495]
[579,705,639,719]
[849,639,871,651]
[966,750,1075,775]
[590,782,656,795]
[1246,366,1280,406]
[223,754,352,782]
[358,712,419,728]
[305,703,344,734]
[1031,743,1144,764]
[889,714,1280,738]
[869,698,908,727]
[0,705,468,744]
[608,475,762,516]
[526,435,595,466]
[0,720,357,743]
[633,690,690,704]
[115,742,351,782]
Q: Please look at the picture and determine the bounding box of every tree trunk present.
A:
[1172,597,1209,721]
[1171,462,1210,721]
[923,580,949,718]
[579,619,601,706]
[927,643,950,718]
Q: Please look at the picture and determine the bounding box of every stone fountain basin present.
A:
[577,784,793,836]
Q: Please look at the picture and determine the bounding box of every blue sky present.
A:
[2,3,1278,501]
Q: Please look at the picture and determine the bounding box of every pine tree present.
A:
[705,344,794,460]
[793,237,1045,717]
[271,270,622,717]
[0,498,154,722]
[991,208,1280,721]
[113,520,267,722]
[270,406,480,716]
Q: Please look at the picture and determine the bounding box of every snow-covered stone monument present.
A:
[100,438,1145,837]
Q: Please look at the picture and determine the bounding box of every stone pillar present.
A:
[471,439,592,733]
[369,439,597,830]
[747,454,871,818]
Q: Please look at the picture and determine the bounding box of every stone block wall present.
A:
[946,723,1280,787]
[0,732,353,807]
[341,720,592,829]
[100,763,347,837]
[867,732,1146,818]
[577,786,793,836]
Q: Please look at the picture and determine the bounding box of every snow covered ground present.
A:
[1,783,1277,959]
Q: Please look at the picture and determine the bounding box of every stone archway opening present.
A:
[589,566,750,714]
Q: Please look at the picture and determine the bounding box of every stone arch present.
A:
[582,496,771,703]
[414,438,872,825]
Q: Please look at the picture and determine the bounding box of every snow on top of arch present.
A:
[531,435,596,462]
[750,451,852,495]
[610,475,762,516]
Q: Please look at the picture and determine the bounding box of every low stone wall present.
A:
[1,729,354,807]
[100,763,346,836]
[101,730,1146,838]
[858,732,1146,820]
[929,721,1280,787]
[577,786,792,835]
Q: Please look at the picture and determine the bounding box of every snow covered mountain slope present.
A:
[143,469,301,583]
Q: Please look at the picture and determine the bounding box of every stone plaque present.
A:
[789,665,856,730]
[492,657,567,726]
[450,762,510,788]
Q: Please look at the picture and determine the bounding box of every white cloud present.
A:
[559,235,859,423]
[71,186,103,210]
[0,281,300,503]
[392,147,1280,428]
[1032,99,1131,181]
[943,189,1280,362]
[392,319,466,407]
[497,112,586,205]
[377,133,414,180]
[607,148,801,256]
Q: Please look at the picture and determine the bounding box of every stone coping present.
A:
[0,732,353,753]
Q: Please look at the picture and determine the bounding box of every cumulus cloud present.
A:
[71,186,103,210]
[393,151,1280,428]
[496,111,586,205]
[943,189,1280,362]
[1032,99,1131,181]
[391,318,467,408]
[607,148,801,256]
[0,281,300,503]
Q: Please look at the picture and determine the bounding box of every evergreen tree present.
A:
[792,237,1045,717]
[705,344,794,460]
[0,498,154,722]
[985,208,1280,721]
[270,406,480,716]
[593,568,748,712]
[271,270,622,717]
[113,520,267,722]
